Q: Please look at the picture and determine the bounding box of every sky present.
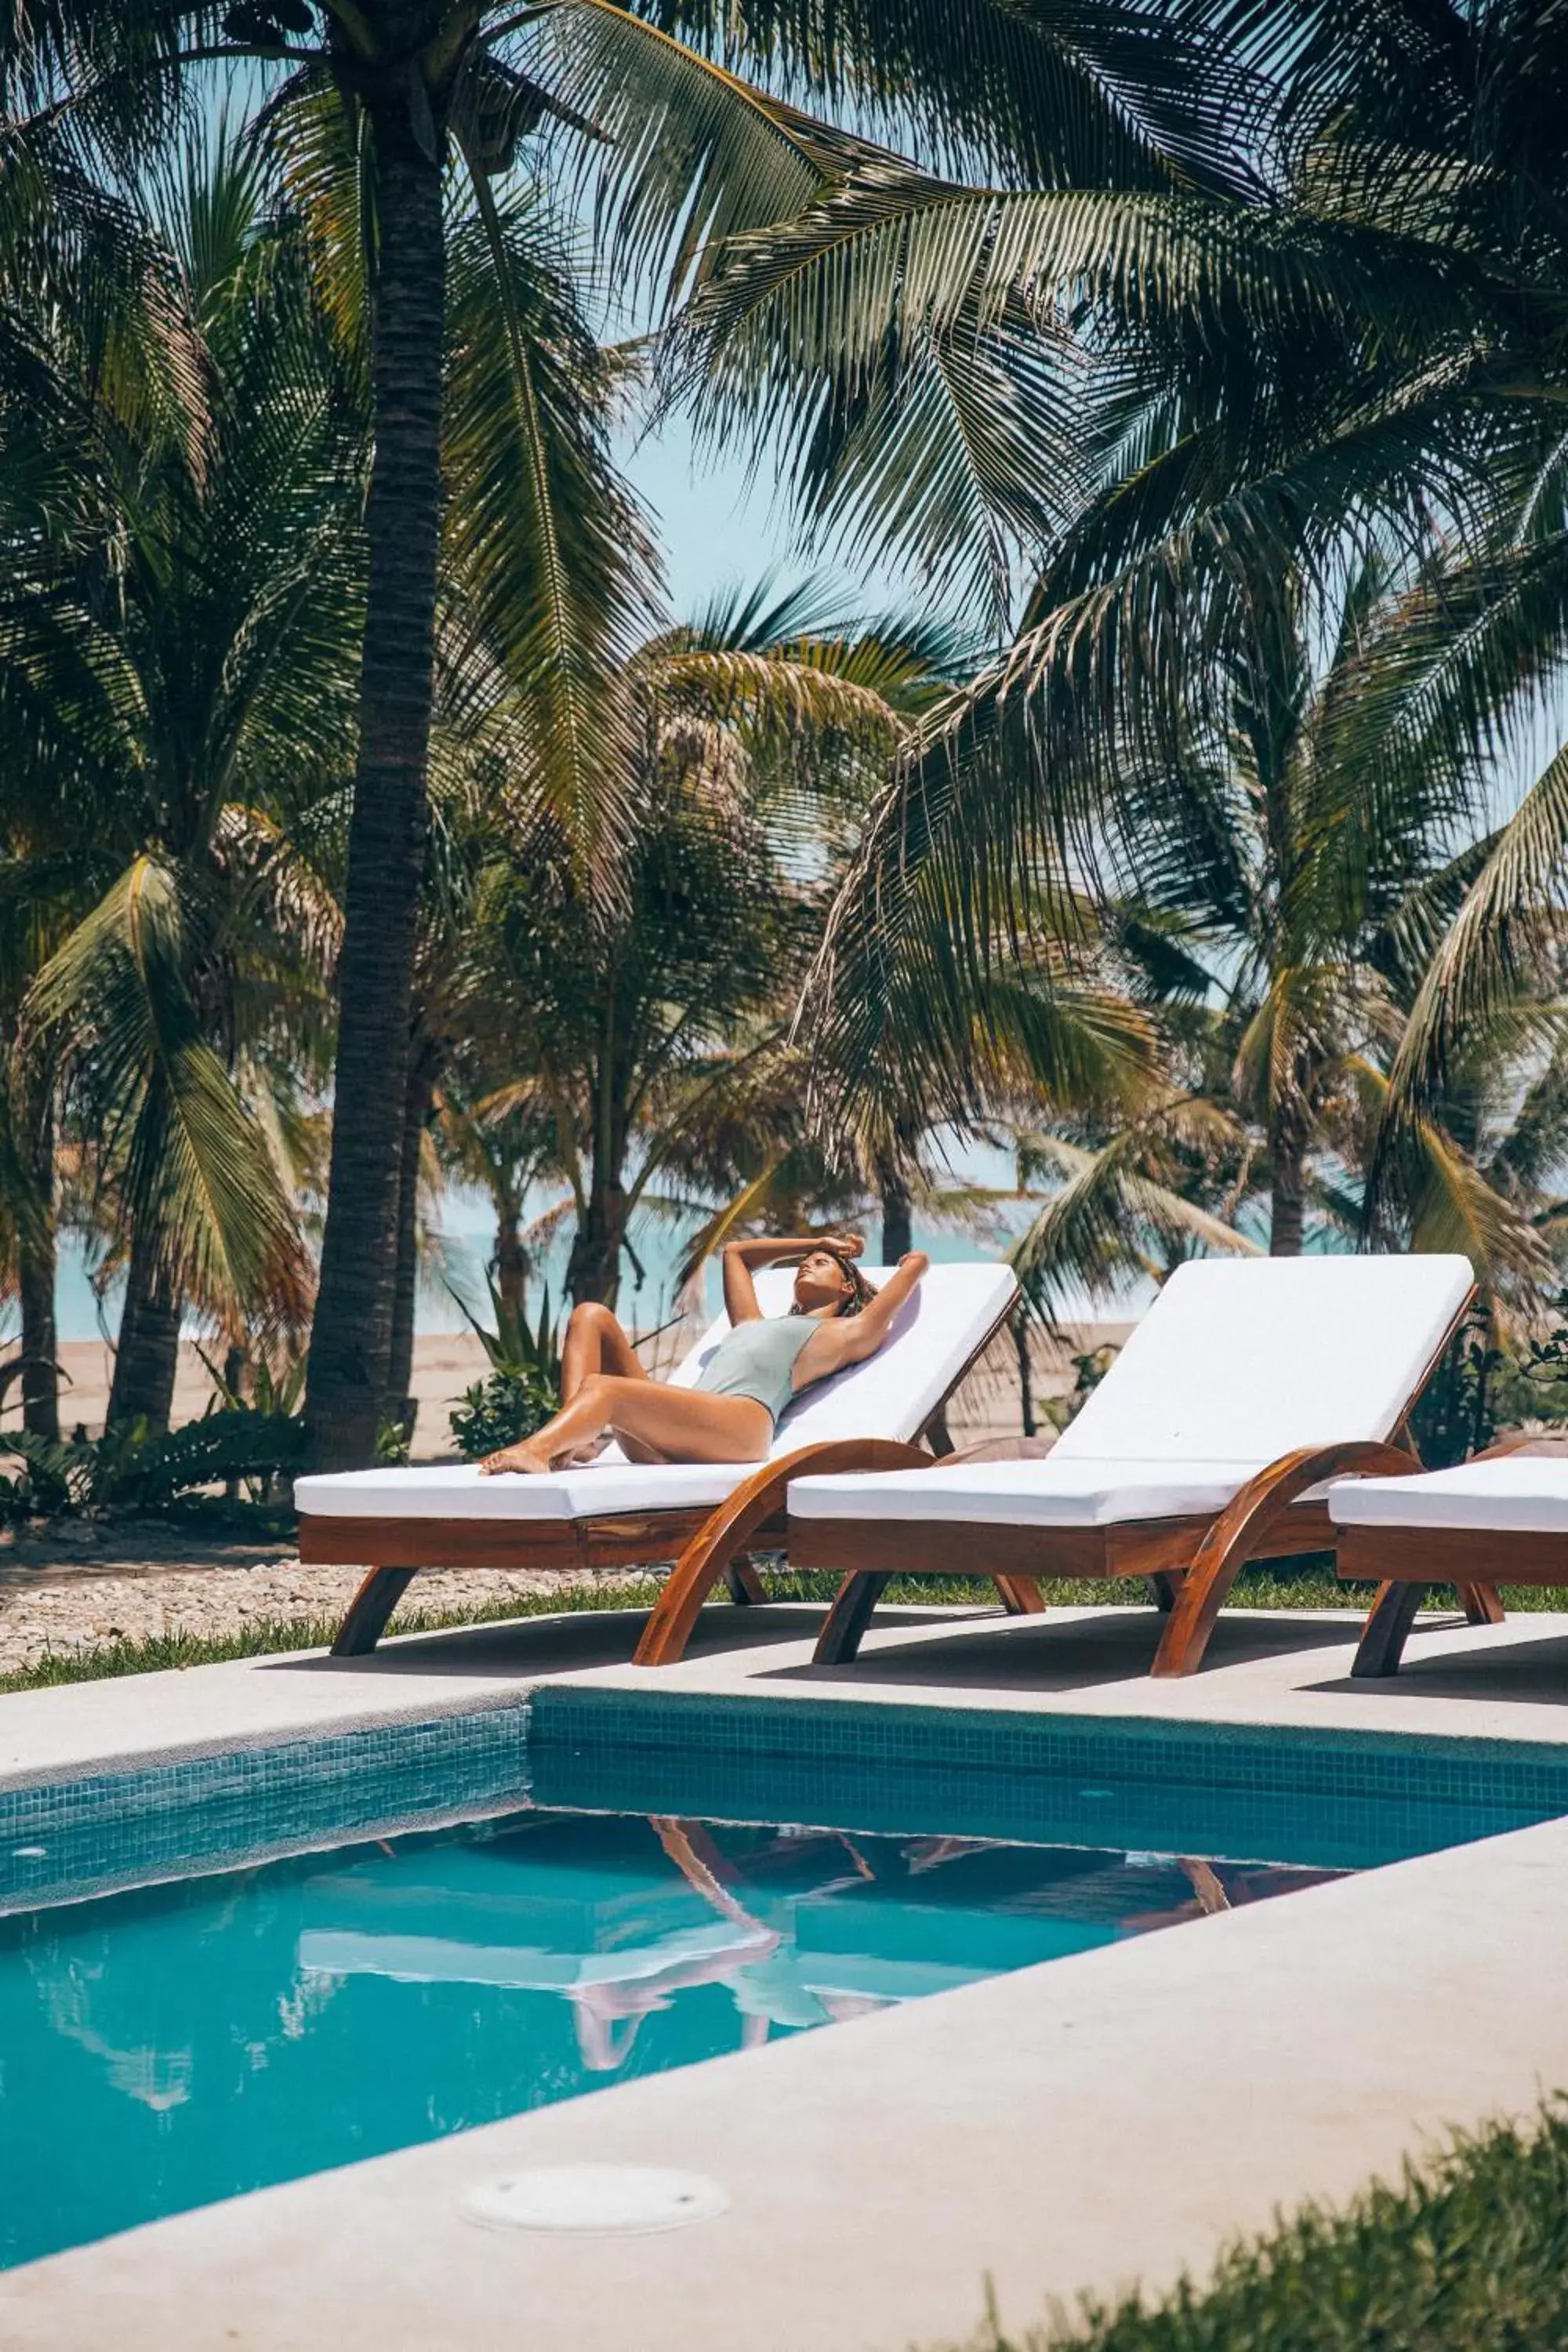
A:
[612,400,911,626]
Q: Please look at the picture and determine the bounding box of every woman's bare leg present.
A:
[550,1302,648,1465]
[561,1301,647,1400]
[480,1377,770,1475]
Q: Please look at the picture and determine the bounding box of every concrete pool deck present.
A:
[5,1598,1568,2348]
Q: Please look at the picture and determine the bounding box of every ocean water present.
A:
[27,1166,1094,1348]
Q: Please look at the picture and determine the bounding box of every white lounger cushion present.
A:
[294,1262,1016,1523]
[786,1455,1262,1527]
[294,1457,765,1524]
[1049,1254,1474,1465]
[789,1253,1473,1528]
[1330,1457,1568,1534]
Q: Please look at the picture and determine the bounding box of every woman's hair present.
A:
[836,1258,875,1318]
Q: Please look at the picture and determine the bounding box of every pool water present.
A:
[0,1803,1338,2269]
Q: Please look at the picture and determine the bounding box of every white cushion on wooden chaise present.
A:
[788,1254,1475,1529]
[294,1261,1017,1523]
[1329,1456,1568,1534]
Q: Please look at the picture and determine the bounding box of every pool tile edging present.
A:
[528,1682,1568,1812]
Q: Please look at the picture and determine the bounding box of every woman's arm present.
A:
[837,1250,927,1361]
[797,1251,929,1377]
[720,1232,864,1325]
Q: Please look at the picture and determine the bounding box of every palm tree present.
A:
[0,0,1255,1465]
[0,140,356,1426]
[680,0,1568,1218]
[452,585,952,1311]
[0,936,65,1441]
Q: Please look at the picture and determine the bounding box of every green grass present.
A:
[5,1558,1567,1695]
[943,2105,1568,2350]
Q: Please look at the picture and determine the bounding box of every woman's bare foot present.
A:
[478,1442,554,1476]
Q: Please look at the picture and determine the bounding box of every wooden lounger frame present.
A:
[1340,1433,1543,1679]
[789,1284,1493,1679]
[301,1291,1019,1664]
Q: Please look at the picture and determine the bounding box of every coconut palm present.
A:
[678,0,1568,1203]
[0,0,1260,1465]
[448,585,950,1310]
[0,140,357,1427]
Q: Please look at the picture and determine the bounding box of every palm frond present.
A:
[1009,1123,1259,1319]
[26,855,310,1330]
[441,172,659,868]
[506,1,847,313]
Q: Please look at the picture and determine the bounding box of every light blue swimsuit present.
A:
[695,1315,819,1424]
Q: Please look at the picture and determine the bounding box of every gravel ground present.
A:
[0,1552,641,1676]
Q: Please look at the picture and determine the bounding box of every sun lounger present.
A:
[294,1262,1018,1662]
[1329,1440,1567,1676]
[784,1254,1478,1677]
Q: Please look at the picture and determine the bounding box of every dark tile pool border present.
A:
[528,1685,1568,1816]
[0,1704,532,1915]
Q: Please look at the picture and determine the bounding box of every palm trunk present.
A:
[305,95,445,1473]
[387,1065,434,1416]
[495,1203,526,1305]
[1013,1304,1036,1439]
[877,1169,913,1263]
[17,1095,59,1441]
[566,1174,626,1306]
[1269,1123,1307,1258]
[107,1218,181,1432]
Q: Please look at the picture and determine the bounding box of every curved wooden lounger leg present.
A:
[1150,1439,1419,1680]
[725,1555,768,1606]
[815,1571,893,1664]
[1458,1581,1505,1626]
[331,1566,419,1657]
[815,1566,1044,1664]
[633,1440,931,1668]
[1352,1578,1429,1678]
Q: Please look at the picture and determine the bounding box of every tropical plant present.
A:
[448,1367,557,1459]
[678,1,1568,1283]
[439,1272,561,1457]
[0,139,355,1428]
[0,1405,307,1521]
[0,0,1266,1468]
[451,1270,563,1381]
[450,585,970,1312]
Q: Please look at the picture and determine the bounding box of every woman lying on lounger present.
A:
[479,1234,928,1476]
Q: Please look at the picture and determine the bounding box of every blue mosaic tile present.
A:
[527,1686,1568,1866]
[0,1704,532,1915]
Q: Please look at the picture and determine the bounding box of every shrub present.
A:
[0,1407,305,1520]
[449,1366,558,1458]
[446,1272,562,1457]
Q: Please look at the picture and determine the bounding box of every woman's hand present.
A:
[898,1250,928,1273]
[825,1231,866,1259]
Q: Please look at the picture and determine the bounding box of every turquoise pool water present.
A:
[2,1800,1338,2269]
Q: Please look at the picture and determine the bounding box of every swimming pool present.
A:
[4,1693,1564,2272]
